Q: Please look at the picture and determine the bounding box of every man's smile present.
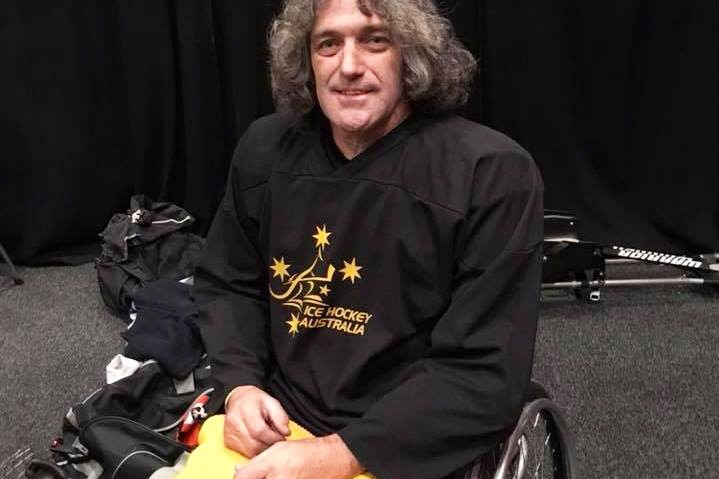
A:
[333,88,373,96]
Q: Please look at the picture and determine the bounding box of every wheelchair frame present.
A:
[460,381,577,479]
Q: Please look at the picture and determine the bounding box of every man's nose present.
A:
[339,41,365,77]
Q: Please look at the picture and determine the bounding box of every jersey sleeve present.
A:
[337,151,545,479]
[192,135,273,400]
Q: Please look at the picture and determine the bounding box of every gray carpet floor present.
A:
[1,262,718,478]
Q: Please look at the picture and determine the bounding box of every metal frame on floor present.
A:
[0,241,23,285]
[541,210,719,302]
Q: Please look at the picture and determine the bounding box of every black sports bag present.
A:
[95,195,204,318]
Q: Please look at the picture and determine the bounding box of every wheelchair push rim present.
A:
[492,399,577,479]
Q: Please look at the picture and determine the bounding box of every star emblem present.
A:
[312,224,332,251]
[286,313,300,336]
[319,285,331,296]
[269,257,291,281]
[340,258,363,284]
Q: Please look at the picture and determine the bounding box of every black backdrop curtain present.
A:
[1,1,717,264]
[478,0,719,254]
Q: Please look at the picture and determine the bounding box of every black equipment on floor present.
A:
[0,241,23,287]
[542,210,719,302]
[95,195,204,317]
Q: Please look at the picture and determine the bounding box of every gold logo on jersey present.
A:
[269,225,372,337]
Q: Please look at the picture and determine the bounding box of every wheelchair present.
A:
[458,381,577,479]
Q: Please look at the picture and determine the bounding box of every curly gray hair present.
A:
[268,0,477,115]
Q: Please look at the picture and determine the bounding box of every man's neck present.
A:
[331,104,412,160]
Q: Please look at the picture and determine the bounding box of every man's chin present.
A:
[329,112,375,134]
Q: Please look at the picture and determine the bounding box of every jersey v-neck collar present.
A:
[310,109,422,178]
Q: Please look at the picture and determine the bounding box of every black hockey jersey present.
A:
[193,111,544,479]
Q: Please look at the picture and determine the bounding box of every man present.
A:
[193,0,544,478]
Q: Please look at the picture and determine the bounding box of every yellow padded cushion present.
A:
[176,415,373,479]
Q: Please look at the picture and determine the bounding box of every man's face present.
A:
[310,0,409,136]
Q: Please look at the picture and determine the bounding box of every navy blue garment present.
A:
[123,279,204,378]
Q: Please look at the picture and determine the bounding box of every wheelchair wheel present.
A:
[492,399,576,479]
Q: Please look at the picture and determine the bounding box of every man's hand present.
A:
[224,385,291,457]
[234,434,364,479]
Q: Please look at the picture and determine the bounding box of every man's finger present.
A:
[234,461,270,479]
[226,415,269,457]
[239,417,274,457]
[234,465,263,479]
[262,397,290,436]
[244,409,286,445]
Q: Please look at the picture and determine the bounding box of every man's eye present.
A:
[316,39,339,54]
[365,35,390,50]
